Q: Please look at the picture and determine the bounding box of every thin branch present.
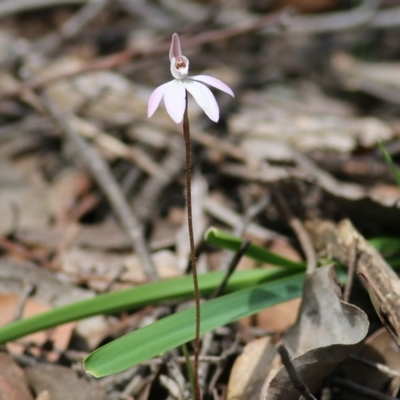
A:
[210,240,251,299]
[276,344,316,400]
[215,194,272,272]
[272,188,316,274]
[204,197,284,242]
[42,93,158,281]
[14,281,35,321]
[348,354,400,379]
[331,377,398,400]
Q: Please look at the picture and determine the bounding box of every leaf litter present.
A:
[0,0,400,399]
[227,265,369,400]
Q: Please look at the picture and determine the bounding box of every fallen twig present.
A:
[272,187,316,274]
[276,344,317,400]
[210,240,251,299]
[348,354,400,379]
[14,281,35,321]
[331,377,397,400]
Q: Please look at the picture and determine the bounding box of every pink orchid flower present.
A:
[148,33,234,124]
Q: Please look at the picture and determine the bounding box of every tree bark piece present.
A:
[305,219,400,338]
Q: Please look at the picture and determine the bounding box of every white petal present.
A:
[184,80,219,122]
[190,75,234,97]
[164,80,186,123]
[148,81,173,118]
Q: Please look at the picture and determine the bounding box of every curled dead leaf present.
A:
[227,265,369,400]
[263,265,369,399]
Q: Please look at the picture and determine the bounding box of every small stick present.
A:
[348,353,400,379]
[42,93,158,281]
[210,240,251,299]
[215,194,272,273]
[272,188,316,274]
[204,197,283,242]
[331,377,398,400]
[14,281,35,321]
[182,97,201,400]
[276,344,317,400]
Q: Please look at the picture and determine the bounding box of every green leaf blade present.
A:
[0,268,291,344]
[205,227,305,271]
[84,273,304,377]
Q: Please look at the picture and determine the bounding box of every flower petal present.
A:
[169,33,182,62]
[164,79,186,123]
[148,81,173,118]
[184,80,219,122]
[190,75,234,97]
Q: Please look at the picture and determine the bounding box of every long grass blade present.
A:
[84,273,304,377]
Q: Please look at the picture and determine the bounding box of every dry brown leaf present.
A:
[47,167,91,223]
[228,266,368,399]
[262,265,369,399]
[332,52,400,104]
[256,299,302,332]
[227,336,278,400]
[16,223,131,251]
[230,83,392,156]
[341,328,400,399]
[0,293,76,359]
[0,259,94,307]
[60,247,181,290]
[0,157,49,235]
[35,391,51,400]
[0,353,33,400]
[0,259,102,355]
[25,364,106,400]
[29,56,146,125]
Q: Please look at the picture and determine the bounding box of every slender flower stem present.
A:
[183,95,201,400]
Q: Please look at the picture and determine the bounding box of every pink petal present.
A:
[169,33,182,62]
[148,81,173,118]
[190,75,234,97]
[164,80,186,123]
[184,80,219,122]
